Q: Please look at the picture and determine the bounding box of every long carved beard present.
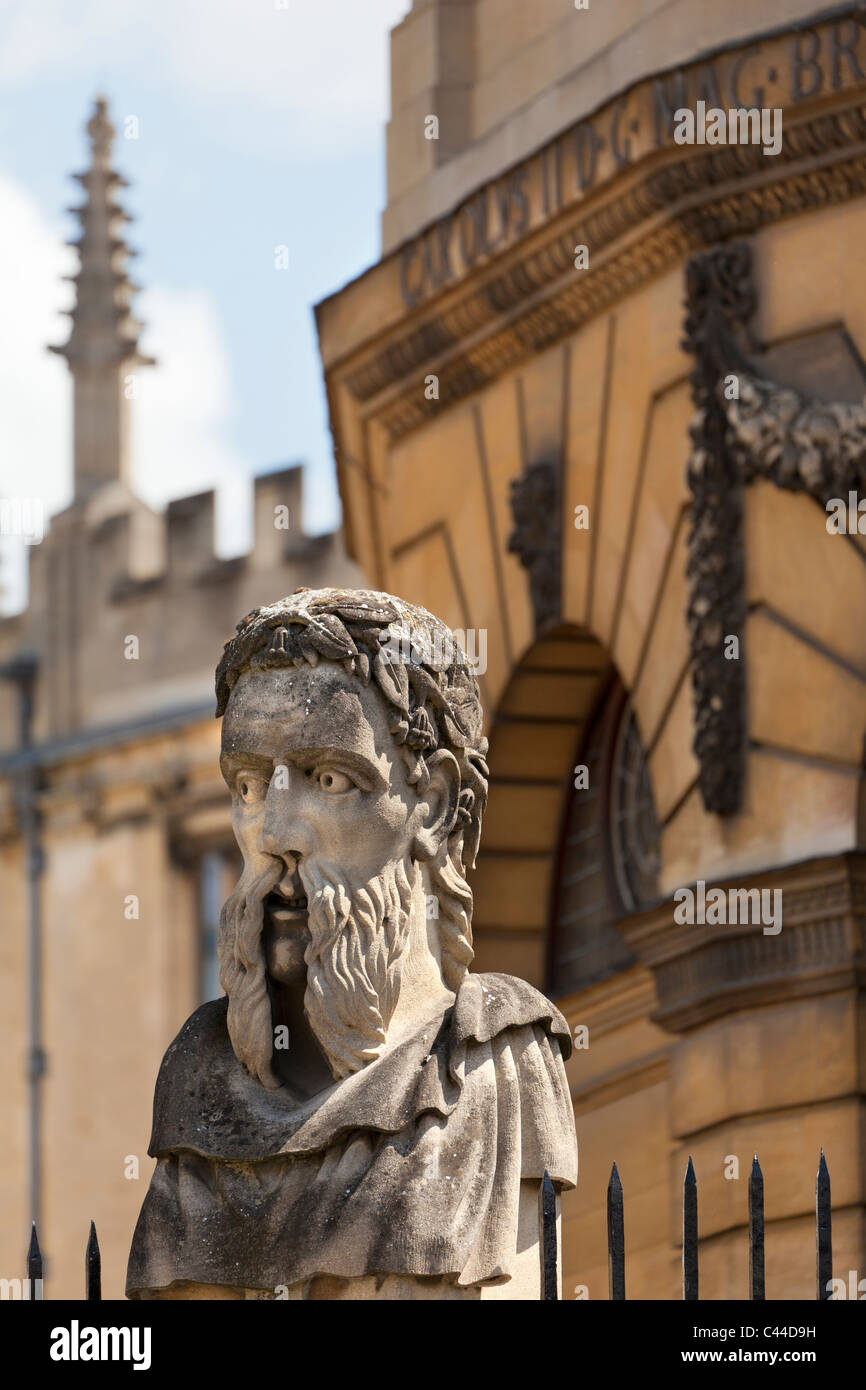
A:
[218,855,416,1088]
[218,860,284,1090]
[302,856,415,1080]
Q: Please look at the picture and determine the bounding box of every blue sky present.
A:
[0,0,410,610]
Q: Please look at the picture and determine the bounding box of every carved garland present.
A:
[507,461,562,634]
[728,373,866,498]
[683,241,866,816]
[682,242,755,816]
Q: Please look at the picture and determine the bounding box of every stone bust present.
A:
[127,588,577,1299]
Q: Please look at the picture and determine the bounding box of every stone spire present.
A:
[51,95,154,501]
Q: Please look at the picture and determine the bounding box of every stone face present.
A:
[126,587,577,1298]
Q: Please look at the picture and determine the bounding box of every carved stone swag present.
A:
[683,240,866,816]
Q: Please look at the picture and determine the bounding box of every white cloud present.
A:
[0,0,411,157]
[133,285,252,557]
[0,173,72,613]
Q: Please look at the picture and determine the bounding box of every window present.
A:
[197,848,241,1003]
[548,675,660,995]
[610,700,662,914]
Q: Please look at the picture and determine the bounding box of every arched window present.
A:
[547,674,661,996]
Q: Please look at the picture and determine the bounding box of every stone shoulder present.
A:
[456,972,572,1057]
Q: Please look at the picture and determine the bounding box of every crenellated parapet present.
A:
[0,465,364,750]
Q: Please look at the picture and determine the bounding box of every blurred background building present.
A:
[0,97,362,1297]
[3,0,866,1300]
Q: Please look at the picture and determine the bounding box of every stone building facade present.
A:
[5,1,866,1304]
[317,0,866,1298]
[0,99,362,1297]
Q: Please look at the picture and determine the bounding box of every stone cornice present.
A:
[319,6,866,460]
[620,855,866,1033]
[570,1054,670,1118]
[36,760,228,836]
[0,720,226,839]
[555,963,658,1040]
[372,116,866,444]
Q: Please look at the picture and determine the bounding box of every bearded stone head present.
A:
[213,587,489,1090]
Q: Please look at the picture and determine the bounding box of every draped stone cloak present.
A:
[126,971,578,1295]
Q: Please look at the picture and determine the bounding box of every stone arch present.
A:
[468,623,612,989]
[469,623,663,995]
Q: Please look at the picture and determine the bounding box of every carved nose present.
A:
[274,853,302,897]
[260,776,312,860]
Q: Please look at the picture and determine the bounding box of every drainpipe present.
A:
[0,653,43,1237]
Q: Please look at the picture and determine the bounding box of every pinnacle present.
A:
[51,95,152,371]
[87,94,114,166]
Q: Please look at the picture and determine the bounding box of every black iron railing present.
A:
[16,1152,836,1300]
[541,1150,836,1300]
[23,1220,101,1300]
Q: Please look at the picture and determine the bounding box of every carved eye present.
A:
[317,768,354,795]
[237,774,268,805]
